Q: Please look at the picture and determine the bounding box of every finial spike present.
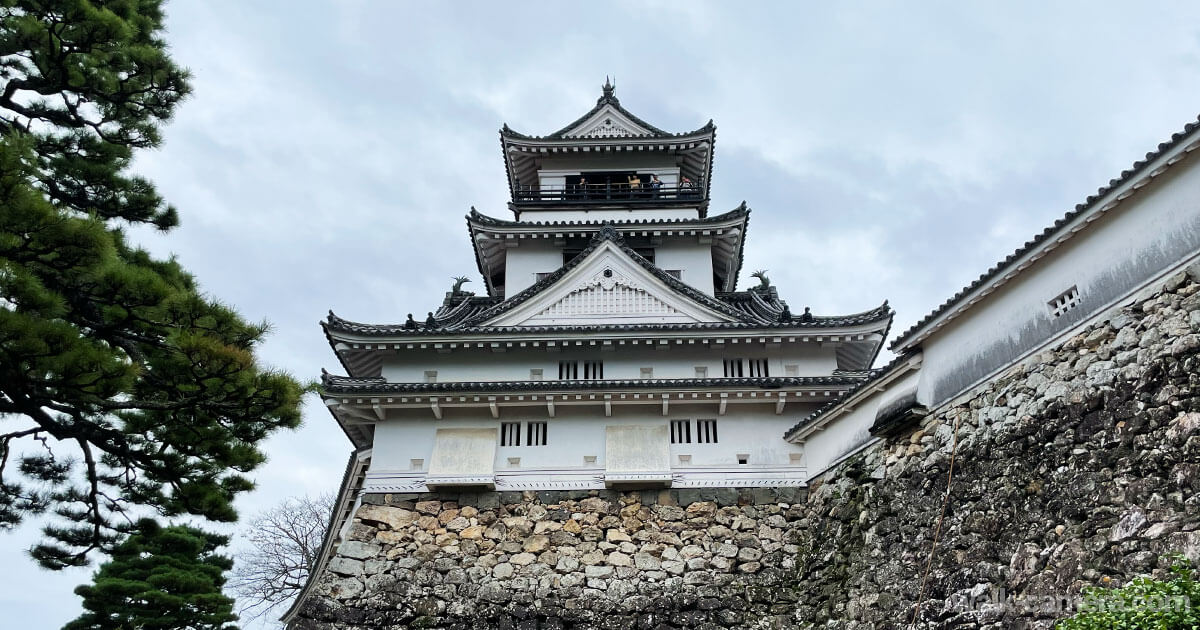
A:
[602,76,615,99]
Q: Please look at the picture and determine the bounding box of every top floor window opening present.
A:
[516,171,702,203]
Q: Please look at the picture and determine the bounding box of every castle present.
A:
[287,85,1200,628]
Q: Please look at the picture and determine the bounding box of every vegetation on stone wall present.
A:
[1057,557,1199,630]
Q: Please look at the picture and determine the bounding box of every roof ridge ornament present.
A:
[601,76,616,102]
[592,222,625,245]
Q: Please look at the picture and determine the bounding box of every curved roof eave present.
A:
[322,373,870,396]
[322,301,892,346]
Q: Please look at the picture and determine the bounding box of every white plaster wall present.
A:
[379,343,839,383]
[915,157,1200,407]
[504,240,568,296]
[369,402,817,477]
[656,242,716,295]
[801,370,918,478]
[504,237,717,300]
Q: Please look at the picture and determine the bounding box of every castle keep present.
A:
[288,87,1200,628]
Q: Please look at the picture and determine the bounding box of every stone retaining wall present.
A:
[292,487,810,629]
[292,270,1200,629]
[786,270,1200,629]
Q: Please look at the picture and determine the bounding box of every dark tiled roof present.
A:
[325,314,892,338]
[323,224,893,338]
[467,204,749,229]
[781,352,913,441]
[890,114,1200,352]
[500,82,714,142]
[321,372,868,395]
[498,83,718,211]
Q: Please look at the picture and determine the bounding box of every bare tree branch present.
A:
[229,493,334,624]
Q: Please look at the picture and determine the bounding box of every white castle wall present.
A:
[800,369,919,477]
[912,143,1200,408]
[378,344,840,384]
[367,402,817,492]
[502,240,563,297]
[654,241,715,295]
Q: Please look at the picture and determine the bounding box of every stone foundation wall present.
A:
[292,270,1200,629]
[786,269,1200,629]
[292,487,811,629]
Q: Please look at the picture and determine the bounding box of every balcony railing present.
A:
[515,183,703,204]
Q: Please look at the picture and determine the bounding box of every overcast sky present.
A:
[6,1,1200,627]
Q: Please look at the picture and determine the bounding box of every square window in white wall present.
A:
[785,364,799,377]
[530,368,543,381]
[695,366,708,378]
[410,458,424,471]
[640,367,653,379]
[677,454,691,465]
[583,455,597,466]
[424,370,438,383]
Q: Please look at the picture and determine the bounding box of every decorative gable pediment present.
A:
[484,242,734,327]
[561,104,656,139]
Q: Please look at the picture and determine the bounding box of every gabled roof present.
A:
[891,113,1200,352]
[465,224,751,326]
[482,241,736,327]
[500,78,713,141]
[500,81,717,204]
[324,223,893,338]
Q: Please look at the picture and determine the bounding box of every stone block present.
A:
[492,562,514,579]
[337,540,381,560]
[328,557,364,577]
[356,504,417,530]
[584,565,613,578]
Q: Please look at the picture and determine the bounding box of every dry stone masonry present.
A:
[294,486,809,629]
[293,270,1200,629]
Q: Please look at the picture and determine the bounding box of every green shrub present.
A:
[1057,557,1199,629]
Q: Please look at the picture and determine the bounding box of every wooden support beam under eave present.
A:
[430,398,442,420]
[547,396,556,418]
[372,404,386,421]
[775,393,787,415]
[718,394,728,416]
[661,395,669,416]
[489,402,500,419]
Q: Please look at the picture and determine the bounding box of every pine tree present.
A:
[0,0,305,568]
[66,519,238,630]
